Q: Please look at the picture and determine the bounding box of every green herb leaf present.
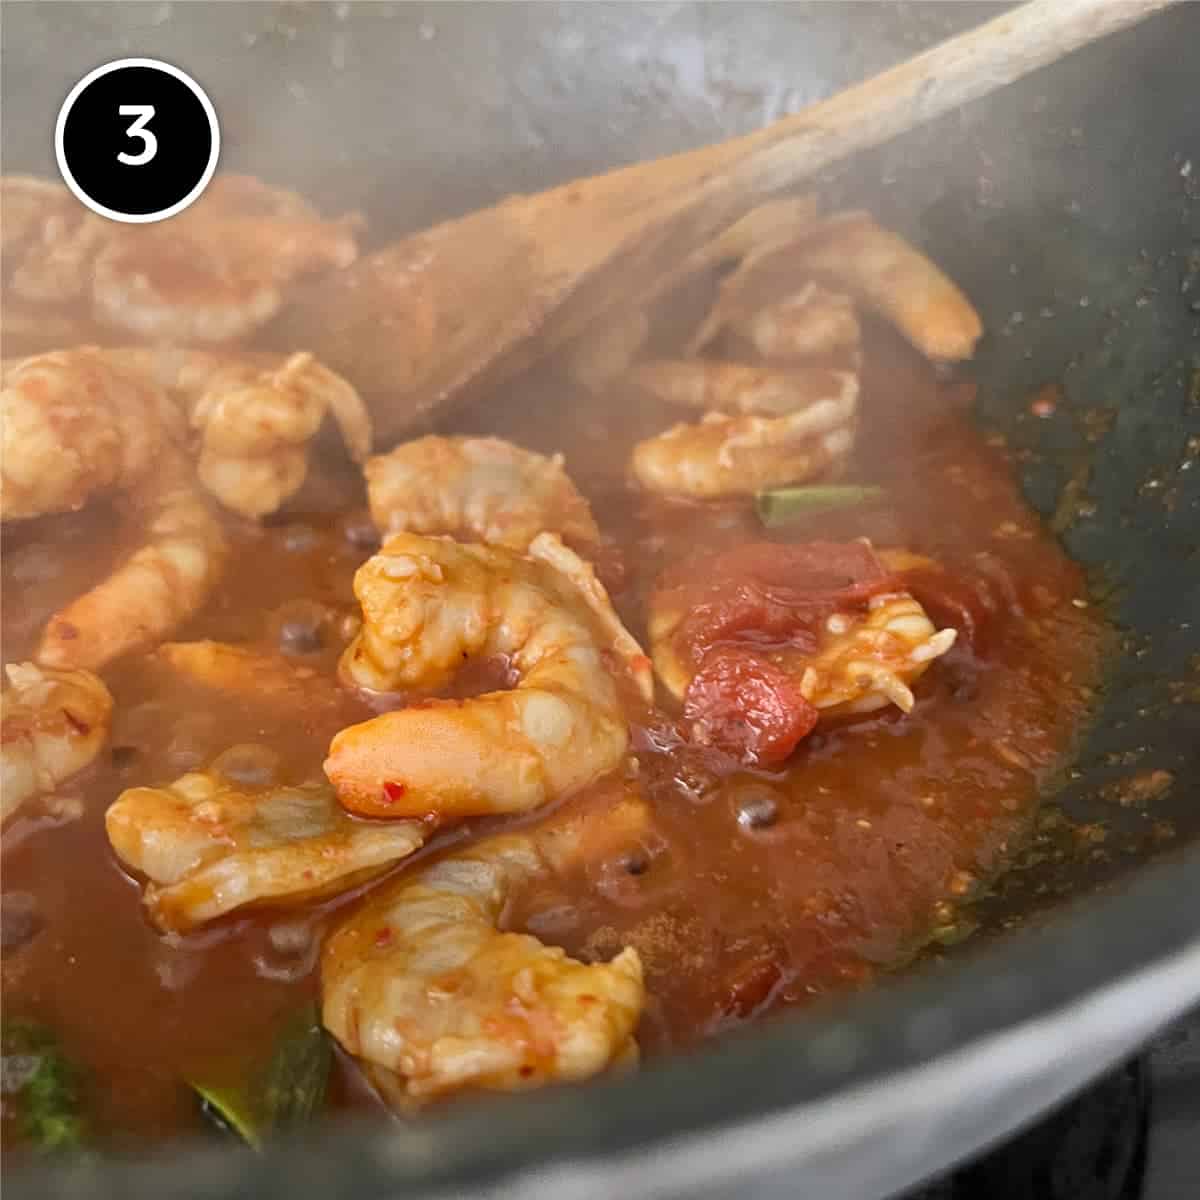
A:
[189,1002,331,1150]
[755,484,885,527]
[2,1019,90,1155]
[193,1081,264,1151]
[261,1003,332,1131]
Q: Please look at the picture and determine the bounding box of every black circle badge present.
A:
[55,58,220,223]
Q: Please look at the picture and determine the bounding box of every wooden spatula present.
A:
[275,0,1176,445]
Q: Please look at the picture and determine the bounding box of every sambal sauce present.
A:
[1,177,1103,1149]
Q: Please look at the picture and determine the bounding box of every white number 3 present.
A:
[117,104,157,165]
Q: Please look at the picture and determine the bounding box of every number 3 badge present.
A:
[55,57,220,224]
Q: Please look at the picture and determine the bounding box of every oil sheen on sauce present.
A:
[0,327,1104,1145]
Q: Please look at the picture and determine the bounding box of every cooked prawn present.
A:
[1,663,113,823]
[729,285,861,362]
[365,436,599,554]
[652,583,956,721]
[780,592,957,718]
[684,197,856,357]
[1,345,371,522]
[783,213,981,361]
[629,360,857,417]
[35,447,228,671]
[326,532,651,819]
[647,540,957,762]
[107,768,426,932]
[131,347,372,518]
[1,176,107,307]
[689,281,860,362]
[321,793,647,1106]
[630,366,858,499]
[0,348,178,521]
[2,177,76,261]
[651,195,822,330]
[1,173,362,345]
[687,209,979,362]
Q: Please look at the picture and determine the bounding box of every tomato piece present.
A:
[678,541,894,615]
[683,645,819,765]
[663,542,908,763]
[668,540,898,669]
[681,579,822,665]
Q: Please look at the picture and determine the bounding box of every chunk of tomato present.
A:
[683,645,819,765]
[669,540,898,668]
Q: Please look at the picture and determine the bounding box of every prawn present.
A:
[628,360,858,417]
[326,532,652,819]
[135,347,372,518]
[1,346,371,522]
[630,365,858,499]
[689,281,860,362]
[792,213,981,361]
[0,348,179,521]
[794,592,958,716]
[690,209,980,362]
[547,196,822,391]
[728,285,861,362]
[652,570,955,714]
[1,662,113,824]
[35,446,228,671]
[648,541,957,763]
[365,436,599,555]
[107,768,426,933]
[2,177,76,263]
[1,173,362,345]
[321,791,647,1107]
[1,176,107,310]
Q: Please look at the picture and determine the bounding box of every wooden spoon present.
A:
[275,0,1177,445]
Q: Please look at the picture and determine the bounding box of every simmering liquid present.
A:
[0,326,1103,1147]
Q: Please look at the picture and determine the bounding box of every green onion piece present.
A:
[2,1019,90,1155]
[190,1002,331,1150]
[755,484,885,527]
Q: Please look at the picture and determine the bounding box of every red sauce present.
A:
[0,325,1105,1147]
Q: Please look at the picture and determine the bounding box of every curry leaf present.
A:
[193,1081,264,1151]
[190,1001,331,1150]
[755,484,885,527]
[261,1002,332,1131]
